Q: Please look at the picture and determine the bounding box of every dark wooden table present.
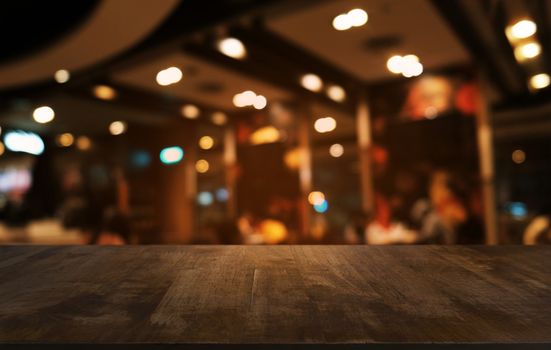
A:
[1,245,550,349]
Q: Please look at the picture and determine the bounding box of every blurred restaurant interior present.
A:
[1,0,551,246]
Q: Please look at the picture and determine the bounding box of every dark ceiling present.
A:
[0,0,99,64]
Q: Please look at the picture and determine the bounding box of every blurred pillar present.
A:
[356,90,375,214]
[224,125,237,219]
[160,125,196,243]
[298,101,313,239]
[476,78,499,245]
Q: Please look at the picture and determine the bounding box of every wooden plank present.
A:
[0,246,550,349]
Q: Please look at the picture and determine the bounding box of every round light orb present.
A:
[195,159,210,173]
[156,66,182,86]
[332,14,352,31]
[329,143,344,158]
[197,191,214,206]
[529,73,550,90]
[56,133,74,147]
[326,85,346,102]
[347,9,368,27]
[76,136,92,151]
[211,112,227,125]
[54,69,70,83]
[217,37,246,59]
[109,121,127,135]
[181,104,200,119]
[308,191,326,206]
[386,55,404,74]
[515,42,541,61]
[199,136,214,150]
[512,149,526,164]
[93,85,117,100]
[160,146,184,165]
[509,19,537,40]
[314,117,337,133]
[300,73,323,92]
[33,106,55,124]
[253,95,267,110]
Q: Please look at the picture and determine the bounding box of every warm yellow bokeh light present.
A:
[308,191,326,206]
[300,74,323,92]
[529,73,550,90]
[211,112,227,125]
[54,69,70,83]
[56,133,74,147]
[512,150,526,164]
[199,136,214,150]
[217,37,246,59]
[514,42,541,61]
[253,95,267,110]
[181,104,200,119]
[195,159,210,173]
[314,117,337,133]
[109,121,127,135]
[326,85,346,102]
[156,67,182,86]
[250,126,280,145]
[76,136,92,151]
[93,85,117,100]
[507,19,537,41]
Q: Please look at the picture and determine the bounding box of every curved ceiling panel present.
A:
[0,0,179,90]
[0,0,100,65]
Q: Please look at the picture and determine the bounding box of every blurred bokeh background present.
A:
[1,0,550,245]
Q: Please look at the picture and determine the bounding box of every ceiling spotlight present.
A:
[347,9,368,27]
[32,106,55,124]
[314,117,337,133]
[217,37,246,59]
[253,95,267,110]
[93,85,117,100]
[109,121,127,136]
[515,42,541,61]
[332,14,352,31]
[54,69,70,84]
[326,85,346,102]
[507,19,537,41]
[300,73,323,92]
[386,55,403,74]
[386,55,423,78]
[233,90,259,108]
[156,67,182,86]
[211,112,227,125]
[181,104,200,119]
[332,9,368,31]
[529,73,550,90]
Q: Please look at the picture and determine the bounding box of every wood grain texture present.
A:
[0,245,550,349]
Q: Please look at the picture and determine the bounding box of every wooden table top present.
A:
[1,245,550,349]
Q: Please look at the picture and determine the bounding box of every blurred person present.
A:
[365,194,417,244]
[412,171,468,244]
